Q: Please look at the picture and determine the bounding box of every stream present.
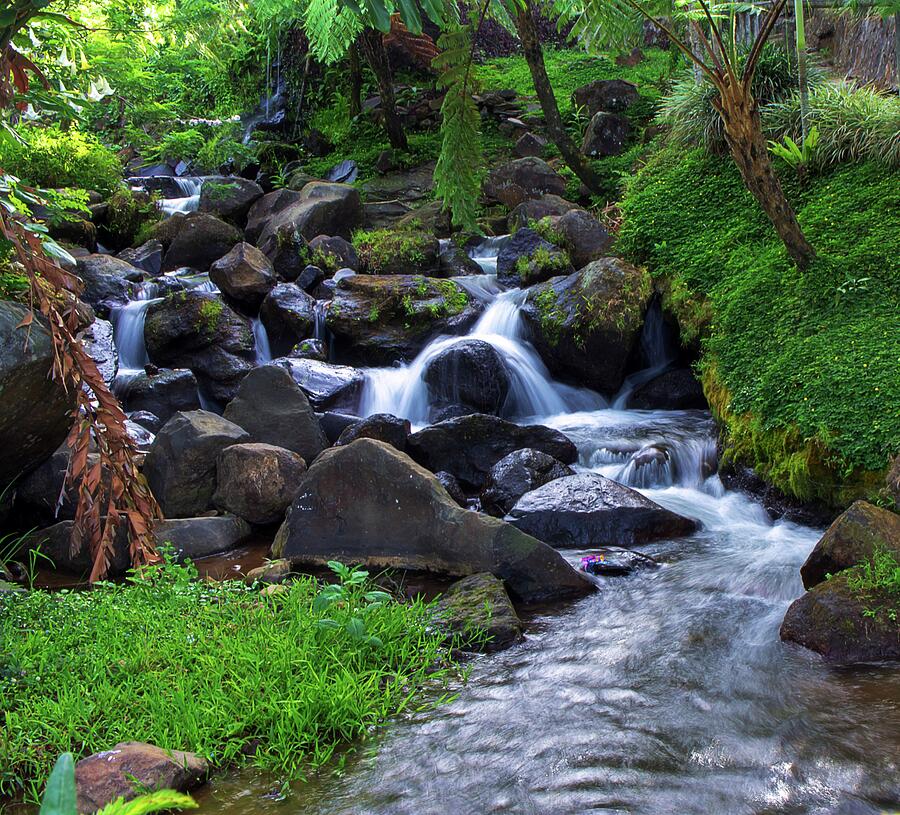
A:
[114,192,899,814]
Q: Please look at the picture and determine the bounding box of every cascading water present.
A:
[251,317,272,364]
[159,177,203,217]
[110,282,163,394]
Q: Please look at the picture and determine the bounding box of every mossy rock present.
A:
[353,228,440,276]
[432,573,523,652]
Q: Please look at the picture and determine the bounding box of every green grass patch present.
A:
[844,546,900,623]
[618,146,900,504]
[0,559,451,802]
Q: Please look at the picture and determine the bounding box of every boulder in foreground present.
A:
[272,439,593,603]
[432,573,523,652]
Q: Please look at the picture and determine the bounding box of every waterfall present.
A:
[251,317,272,364]
[468,235,510,275]
[159,177,203,217]
[612,296,677,409]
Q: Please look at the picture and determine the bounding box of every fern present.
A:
[433,24,483,231]
[305,0,363,64]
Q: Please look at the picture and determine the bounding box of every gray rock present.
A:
[628,368,707,410]
[572,79,640,116]
[514,132,548,159]
[437,239,482,277]
[198,176,264,225]
[423,339,511,416]
[76,255,139,311]
[78,318,117,387]
[154,515,252,560]
[259,283,316,356]
[336,413,411,452]
[555,209,612,269]
[432,572,523,651]
[117,240,163,276]
[162,212,243,272]
[582,112,632,158]
[120,368,200,425]
[496,228,572,287]
[271,357,364,412]
[481,448,574,516]
[308,234,358,271]
[436,470,467,507]
[484,157,567,208]
[20,519,130,577]
[507,195,578,231]
[209,242,276,307]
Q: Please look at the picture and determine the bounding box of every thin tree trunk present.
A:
[794,0,809,141]
[348,43,362,117]
[716,83,816,269]
[514,0,604,195]
[359,28,408,151]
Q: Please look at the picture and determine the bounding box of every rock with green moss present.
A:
[145,291,255,402]
[800,501,900,589]
[432,573,524,652]
[521,258,651,395]
[161,212,243,273]
[199,176,264,225]
[353,228,440,276]
[325,274,481,365]
[497,228,573,287]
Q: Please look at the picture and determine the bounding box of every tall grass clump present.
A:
[0,558,453,802]
[765,83,900,169]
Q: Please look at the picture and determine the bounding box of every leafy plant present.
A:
[768,126,819,170]
[313,561,393,648]
[845,546,900,622]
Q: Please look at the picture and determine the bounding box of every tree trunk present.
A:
[716,82,816,270]
[348,43,362,118]
[359,28,408,151]
[514,0,604,195]
[793,0,809,141]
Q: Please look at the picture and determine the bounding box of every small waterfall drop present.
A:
[110,283,163,394]
[612,296,677,409]
[159,177,203,217]
[251,317,272,364]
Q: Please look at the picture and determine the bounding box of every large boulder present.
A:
[521,259,651,394]
[272,439,593,603]
[308,234,359,271]
[75,255,139,310]
[154,516,252,561]
[214,442,306,525]
[118,240,163,277]
[198,176,264,225]
[143,410,250,517]
[209,242,276,307]
[324,274,480,365]
[481,448,574,517]
[484,157,568,208]
[628,368,707,410]
[496,228,572,287]
[407,414,578,488]
[572,79,640,116]
[222,365,328,462]
[800,501,900,589]
[259,283,316,356]
[162,212,243,272]
[120,368,200,424]
[432,572,523,652]
[0,302,73,487]
[19,519,129,577]
[506,472,698,547]
[582,112,632,158]
[554,209,613,269]
[336,413,411,452]
[271,357,364,412]
[780,573,900,664]
[507,195,579,231]
[144,291,255,402]
[244,188,302,243]
[422,340,511,416]
[354,230,440,276]
[251,183,363,251]
[76,742,209,814]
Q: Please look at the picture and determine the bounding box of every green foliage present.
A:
[353,228,431,273]
[105,188,162,248]
[0,557,451,801]
[515,245,571,284]
[147,128,207,164]
[533,286,566,346]
[768,126,820,170]
[844,546,900,622]
[618,146,900,503]
[0,126,122,194]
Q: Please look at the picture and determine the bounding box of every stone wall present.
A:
[808,10,897,90]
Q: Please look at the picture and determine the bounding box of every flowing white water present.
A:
[251,317,272,364]
[159,177,203,217]
[110,282,163,394]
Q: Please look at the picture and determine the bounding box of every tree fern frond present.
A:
[306,0,362,63]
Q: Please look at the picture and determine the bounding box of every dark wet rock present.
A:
[514,131,548,158]
[780,572,900,664]
[120,368,200,425]
[245,188,301,243]
[78,318,117,387]
[336,413,411,452]
[154,515,252,560]
[252,183,363,250]
[214,442,306,525]
[308,234,358,271]
[144,410,250,517]
[317,411,361,444]
[436,470,467,507]
[423,340,511,416]
[289,338,328,361]
[555,209,613,269]
[580,547,661,577]
[407,414,577,488]
[506,472,699,547]
[294,264,326,292]
[484,157,567,208]
[438,239,482,277]
[258,224,310,283]
[481,448,574,516]
[76,254,139,310]
[521,258,651,395]
[572,79,640,116]
[20,519,129,577]
[325,274,480,366]
[259,283,316,355]
[117,240,163,276]
[432,572,523,652]
[582,112,632,158]
[199,176,264,225]
[144,291,255,403]
[209,242,276,307]
[271,357,364,412]
[162,212,243,272]
[0,302,73,486]
[14,446,88,523]
[76,742,209,814]
[496,228,572,287]
[222,365,328,462]
[272,439,593,603]
[245,557,293,585]
[127,410,162,434]
[507,195,579,231]
[800,501,900,589]
[628,368,707,410]
[126,419,155,449]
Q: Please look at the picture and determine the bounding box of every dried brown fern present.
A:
[382,14,439,68]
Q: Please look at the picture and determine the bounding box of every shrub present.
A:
[0,126,122,194]
[103,188,162,249]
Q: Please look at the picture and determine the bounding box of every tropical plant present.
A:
[768,124,818,170]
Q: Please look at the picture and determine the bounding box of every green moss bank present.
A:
[618,147,900,508]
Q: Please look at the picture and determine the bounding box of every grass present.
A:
[618,146,900,505]
[0,558,452,802]
[844,546,900,623]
